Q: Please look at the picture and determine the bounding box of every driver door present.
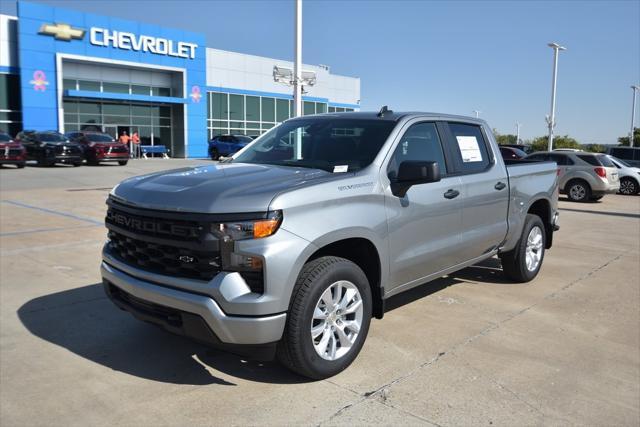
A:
[384,121,464,293]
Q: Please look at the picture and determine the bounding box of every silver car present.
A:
[526,151,619,202]
[607,155,640,195]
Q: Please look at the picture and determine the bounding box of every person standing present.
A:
[119,131,131,158]
[131,131,140,158]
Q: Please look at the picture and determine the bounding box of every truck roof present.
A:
[290,111,486,124]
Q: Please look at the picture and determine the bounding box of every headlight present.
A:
[213,211,282,240]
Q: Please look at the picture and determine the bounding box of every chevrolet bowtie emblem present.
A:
[38,23,85,41]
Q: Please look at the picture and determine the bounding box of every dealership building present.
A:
[0,2,360,157]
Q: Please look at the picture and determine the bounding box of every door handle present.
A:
[494,182,507,190]
[444,189,460,199]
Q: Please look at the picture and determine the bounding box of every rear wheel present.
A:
[37,157,52,167]
[210,148,220,161]
[277,256,372,379]
[566,179,591,202]
[118,161,128,166]
[500,214,546,283]
[72,162,82,167]
[619,178,638,195]
[590,195,603,201]
[17,163,25,169]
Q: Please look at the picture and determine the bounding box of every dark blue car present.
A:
[208,135,254,160]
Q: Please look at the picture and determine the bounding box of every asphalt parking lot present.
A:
[1,160,639,426]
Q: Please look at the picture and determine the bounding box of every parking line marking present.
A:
[0,224,99,237]
[1,200,103,226]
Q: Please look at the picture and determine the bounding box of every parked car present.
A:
[525,151,619,202]
[607,155,640,195]
[66,131,129,166]
[16,130,83,167]
[101,111,559,379]
[607,146,640,168]
[500,145,527,160]
[0,132,26,168]
[502,144,533,154]
[208,134,254,160]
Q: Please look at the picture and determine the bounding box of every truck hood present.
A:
[111,162,333,213]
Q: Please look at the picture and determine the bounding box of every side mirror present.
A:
[391,160,441,197]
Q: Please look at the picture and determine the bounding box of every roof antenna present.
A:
[377,105,392,117]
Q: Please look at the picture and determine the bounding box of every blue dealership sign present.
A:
[17,1,207,157]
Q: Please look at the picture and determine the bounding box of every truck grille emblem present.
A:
[179,255,195,263]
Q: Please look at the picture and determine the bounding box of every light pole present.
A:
[293,0,302,118]
[473,110,481,118]
[546,42,566,151]
[630,85,639,147]
[516,122,521,144]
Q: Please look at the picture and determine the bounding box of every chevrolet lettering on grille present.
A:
[106,210,200,238]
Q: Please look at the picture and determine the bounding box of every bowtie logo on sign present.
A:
[39,23,85,41]
[37,22,198,60]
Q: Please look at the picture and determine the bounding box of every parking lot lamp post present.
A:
[294,0,302,118]
[516,122,521,144]
[630,85,639,147]
[473,110,481,118]
[546,42,566,151]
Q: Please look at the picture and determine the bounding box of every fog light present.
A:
[229,253,263,271]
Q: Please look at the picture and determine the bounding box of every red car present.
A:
[66,131,129,166]
[0,132,26,168]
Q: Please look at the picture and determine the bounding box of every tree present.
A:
[493,129,518,145]
[530,135,581,152]
[617,127,640,146]
[582,144,607,153]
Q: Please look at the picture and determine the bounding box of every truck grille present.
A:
[107,230,221,281]
[55,145,81,155]
[109,146,128,154]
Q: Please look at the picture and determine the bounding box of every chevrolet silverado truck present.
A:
[101,110,559,379]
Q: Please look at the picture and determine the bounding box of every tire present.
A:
[277,256,372,380]
[619,177,639,195]
[87,158,99,166]
[566,179,591,202]
[590,195,603,201]
[17,163,25,169]
[500,214,546,283]
[210,148,220,161]
[118,161,128,166]
[73,162,82,167]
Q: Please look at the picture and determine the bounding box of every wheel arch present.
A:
[305,236,385,319]
[527,198,554,249]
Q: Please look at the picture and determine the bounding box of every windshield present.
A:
[0,133,11,142]
[37,132,67,142]
[233,118,397,172]
[611,156,631,167]
[596,154,615,167]
[86,133,116,143]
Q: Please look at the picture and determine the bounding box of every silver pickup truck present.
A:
[101,110,559,379]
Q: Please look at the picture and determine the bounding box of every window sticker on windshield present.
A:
[333,165,348,173]
[456,136,483,163]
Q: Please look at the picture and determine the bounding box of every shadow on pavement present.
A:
[17,284,308,386]
[18,258,514,385]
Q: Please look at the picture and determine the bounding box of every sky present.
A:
[2,0,639,144]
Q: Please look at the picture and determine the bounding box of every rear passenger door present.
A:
[444,122,509,262]
[383,121,464,292]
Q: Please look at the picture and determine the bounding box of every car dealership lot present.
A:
[1,160,639,426]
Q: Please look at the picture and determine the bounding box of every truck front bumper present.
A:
[101,261,287,354]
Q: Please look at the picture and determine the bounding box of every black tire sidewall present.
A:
[620,178,638,195]
[517,215,546,281]
[289,258,372,379]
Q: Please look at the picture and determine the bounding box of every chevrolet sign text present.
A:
[90,28,198,59]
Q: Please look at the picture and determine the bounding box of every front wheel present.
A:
[277,256,372,379]
[500,214,546,283]
[17,163,25,169]
[210,148,219,161]
[619,178,639,195]
[118,161,128,166]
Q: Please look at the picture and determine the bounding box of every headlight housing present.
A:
[213,210,282,241]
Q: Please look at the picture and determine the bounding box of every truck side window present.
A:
[388,122,446,179]
[447,123,491,174]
